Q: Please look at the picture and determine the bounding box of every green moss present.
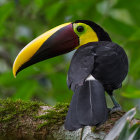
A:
[0,98,44,123]
[91,126,96,132]
[37,122,48,130]
[0,99,69,136]
[36,103,69,130]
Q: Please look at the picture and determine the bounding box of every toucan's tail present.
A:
[64,79,109,131]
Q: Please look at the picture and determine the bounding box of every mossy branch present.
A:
[0,99,139,140]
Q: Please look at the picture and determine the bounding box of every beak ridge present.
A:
[13,22,79,77]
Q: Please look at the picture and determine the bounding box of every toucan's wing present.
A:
[67,41,128,91]
[67,43,95,91]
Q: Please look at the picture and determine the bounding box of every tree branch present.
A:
[0,99,139,140]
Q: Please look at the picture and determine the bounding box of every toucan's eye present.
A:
[77,26,84,32]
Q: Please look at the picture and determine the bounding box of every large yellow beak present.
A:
[13,22,79,77]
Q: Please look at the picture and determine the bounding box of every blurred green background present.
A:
[0,0,140,115]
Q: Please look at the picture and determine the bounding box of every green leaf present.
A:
[109,9,135,25]
[104,108,136,140]
[129,123,140,133]
[118,120,130,140]
[129,29,140,41]
[45,1,64,21]
[0,2,13,24]
[11,80,38,100]
[102,17,135,39]
[132,126,140,140]
[0,2,14,36]
[122,85,140,98]
[34,0,44,8]
[115,0,140,26]
[128,126,140,140]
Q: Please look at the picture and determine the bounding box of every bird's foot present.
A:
[109,105,122,114]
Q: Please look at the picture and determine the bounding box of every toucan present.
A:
[13,20,128,131]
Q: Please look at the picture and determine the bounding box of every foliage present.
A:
[105,108,140,140]
[0,0,139,115]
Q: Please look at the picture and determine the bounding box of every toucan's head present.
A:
[13,20,111,77]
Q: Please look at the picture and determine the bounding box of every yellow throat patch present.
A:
[73,23,99,49]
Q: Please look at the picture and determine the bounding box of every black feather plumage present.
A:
[65,41,128,130]
[67,41,128,92]
[65,79,108,131]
